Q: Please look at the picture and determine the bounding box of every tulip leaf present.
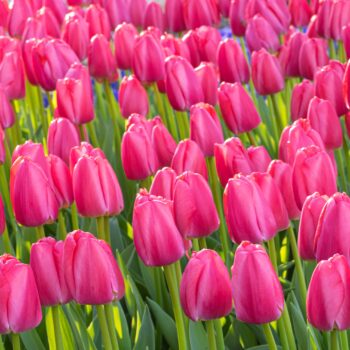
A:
[147,298,178,350]
[189,320,208,350]
[58,306,77,350]
[246,346,281,350]
[224,323,243,350]
[133,305,155,350]
[114,302,132,350]
[44,308,56,350]
[20,329,46,350]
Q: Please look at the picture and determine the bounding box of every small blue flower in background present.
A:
[219,26,233,39]
[111,82,119,101]
[43,93,49,108]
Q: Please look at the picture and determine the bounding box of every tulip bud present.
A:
[307,254,350,331]
[85,4,111,40]
[229,0,249,36]
[114,23,138,71]
[180,249,232,321]
[247,146,271,173]
[133,33,165,83]
[0,254,42,334]
[128,0,146,27]
[246,15,280,53]
[63,230,125,304]
[103,0,129,29]
[251,49,285,95]
[219,0,230,17]
[343,25,350,60]
[289,0,312,27]
[161,33,191,61]
[150,167,177,200]
[0,0,9,30]
[35,6,61,38]
[190,103,224,157]
[218,82,261,133]
[290,80,315,121]
[165,0,186,32]
[143,2,165,32]
[165,55,203,111]
[171,139,208,180]
[231,241,284,324]
[195,26,221,64]
[298,192,328,260]
[299,38,329,80]
[22,39,38,86]
[217,39,250,84]
[315,0,332,39]
[174,171,219,238]
[224,174,277,243]
[133,190,185,266]
[119,75,149,119]
[8,0,33,37]
[44,0,67,25]
[194,62,218,106]
[22,17,46,41]
[182,30,201,67]
[268,160,300,220]
[30,237,72,306]
[0,87,15,129]
[292,146,337,210]
[307,97,343,149]
[330,0,350,41]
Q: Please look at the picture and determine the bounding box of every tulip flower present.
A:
[0,87,15,129]
[315,0,332,39]
[307,97,342,149]
[290,80,315,121]
[219,0,230,17]
[171,139,208,180]
[12,140,48,171]
[128,0,146,27]
[194,62,218,106]
[214,137,253,187]
[165,55,203,111]
[165,0,186,32]
[8,0,33,37]
[229,0,249,36]
[119,75,149,118]
[114,23,138,71]
[343,25,350,59]
[292,146,337,210]
[268,160,301,220]
[195,26,221,64]
[63,230,125,304]
[132,190,185,266]
[161,33,191,61]
[247,146,271,173]
[22,39,39,86]
[218,82,261,133]
[330,0,350,41]
[30,237,72,306]
[143,2,165,32]
[307,254,350,331]
[224,174,277,243]
[217,39,250,84]
[0,254,42,334]
[88,34,118,83]
[35,6,61,38]
[103,0,129,29]
[182,30,201,67]
[180,249,232,321]
[133,32,166,83]
[22,17,46,41]
[251,49,285,95]
[173,171,219,238]
[231,241,284,324]
[0,0,9,29]
[85,4,111,40]
[149,167,177,200]
[298,192,328,260]
[289,0,312,27]
[44,0,67,25]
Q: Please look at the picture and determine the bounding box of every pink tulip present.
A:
[229,0,249,36]
[195,26,221,64]
[290,79,315,121]
[343,25,350,59]
[22,17,46,41]
[289,0,312,27]
[85,4,111,39]
[194,62,218,106]
[35,6,61,38]
[149,167,177,200]
[247,146,271,173]
[161,34,191,61]
[128,0,146,27]
[182,30,201,67]
[143,2,165,32]
[165,0,186,32]
[8,0,33,37]
[0,87,15,129]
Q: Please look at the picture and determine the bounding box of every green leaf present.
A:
[134,306,155,350]
[20,329,46,350]
[58,306,76,350]
[246,346,282,350]
[114,302,132,350]
[189,320,208,350]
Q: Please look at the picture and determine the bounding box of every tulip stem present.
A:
[175,111,189,140]
[162,93,179,141]
[96,305,113,350]
[164,264,188,350]
[70,203,79,230]
[206,320,217,350]
[330,330,339,350]
[267,238,278,271]
[35,225,45,240]
[52,305,64,350]
[2,226,12,254]
[36,87,48,138]
[57,211,67,240]
[192,239,200,252]
[335,148,347,192]
[152,83,166,125]
[96,216,106,242]
[342,133,350,192]
[246,131,256,146]
[104,217,111,246]
[104,303,120,350]
[11,334,20,350]
[340,331,349,350]
[262,323,277,350]
[214,319,225,350]
[198,238,207,249]
[46,91,55,119]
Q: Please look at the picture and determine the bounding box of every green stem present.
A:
[335,148,347,192]
[163,264,188,350]
[96,216,105,241]
[192,238,200,252]
[78,125,85,141]
[262,323,278,350]
[57,211,67,240]
[152,83,167,124]
[281,307,297,350]
[331,330,339,350]
[271,93,285,135]
[342,133,350,192]
[104,304,120,350]
[267,238,278,270]
[198,237,207,249]
[46,91,55,118]
[340,331,349,350]
[52,305,64,350]
[104,216,111,245]
[329,40,337,60]
[214,319,225,350]
[246,131,256,146]
[36,87,47,137]
[2,226,12,253]
[162,93,179,141]
[11,334,20,350]
[206,320,217,350]
[35,225,45,240]
[86,122,100,148]
[175,111,189,140]
[96,305,113,350]
[70,203,79,230]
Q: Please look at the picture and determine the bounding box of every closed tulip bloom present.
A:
[307,97,342,149]
[63,230,125,304]
[119,75,149,118]
[315,62,347,116]
[165,0,186,32]
[231,241,284,323]
[194,62,218,106]
[165,55,203,111]
[268,160,300,220]
[62,12,89,61]
[229,0,249,36]
[343,25,350,60]
[195,26,221,64]
[22,39,39,86]
[182,30,201,67]
[217,39,250,84]
[35,6,61,38]
[190,103,224,157]
[218,82,261,133]
[171,139,208,180]
[128,0,146,27]
[251,49,285,95]
[69,142,103,172]
[161,34,191,61]
[133,190,185,266]
[315,0,332,39]
[307,254,350,331]
[246,15,280,53]
[290,80,315,121]
[180,249,232,321]
[85,4,111,40]
[292,146,337,210]
[88,34,118,83]
[289,0,312,27]
[22,17,46,42]
[219,0,230,17]
[133,33,165,83]
[0,0,9,29]
[174,171,219,238]
[30,237,72,306]
[149,167,177,200]
[8,0,33,37]
[102,0,129,29]
[330,0,350,41]
[247,146,271,173]
[306,15,318,38]
[299,38,329,80]
[114,23,138,71]
[0,87,15,129]
[298,192,328,260]
[0,255,42,334]
[143,2,165,32]
[214,137,253,187]
[32,38,79,91]
[10,157,59,227]
[182,0,220,30]
[224,174,277,243]
[44,0,67,24]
